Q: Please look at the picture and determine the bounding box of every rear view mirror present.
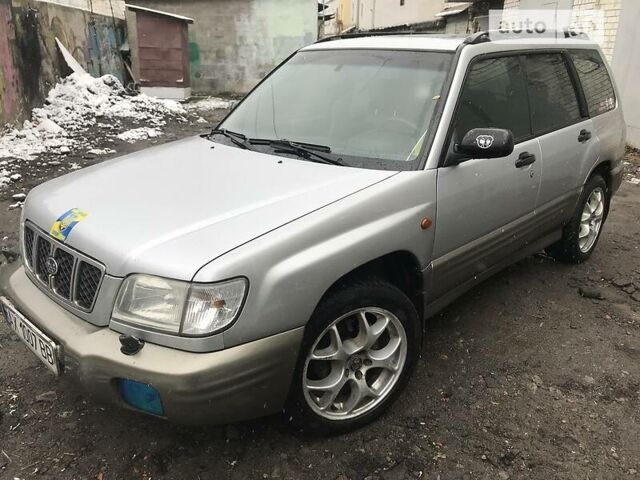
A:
[455,128,514,159]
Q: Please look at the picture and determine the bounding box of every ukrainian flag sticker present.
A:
[50,208,89,241]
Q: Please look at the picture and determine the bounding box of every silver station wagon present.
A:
[1,31,625,434]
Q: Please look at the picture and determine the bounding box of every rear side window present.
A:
[570,49,616,116]
[524,54,582,135]
[453,56,531,143]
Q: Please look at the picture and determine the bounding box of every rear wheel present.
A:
[546,174,609,263]
[286,279,420,435]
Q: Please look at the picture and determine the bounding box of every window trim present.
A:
[567,48,617,118]
[439,49,589,168]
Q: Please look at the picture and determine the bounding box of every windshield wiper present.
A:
[249,138,344,166]
[209,128,255,151]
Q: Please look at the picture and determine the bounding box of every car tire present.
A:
[285,278,421,435]
[546,174,609,264]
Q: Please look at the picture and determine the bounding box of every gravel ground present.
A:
[0,115,639,480]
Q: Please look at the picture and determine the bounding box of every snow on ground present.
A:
[186,96,237,111]
[0,73,234,191]
[117,127,162,143]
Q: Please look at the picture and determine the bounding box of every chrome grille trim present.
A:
[22,222,106,312]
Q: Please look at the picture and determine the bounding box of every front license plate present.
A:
[1,296,61,375]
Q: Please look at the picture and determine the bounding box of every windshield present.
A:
[217,49,453,170]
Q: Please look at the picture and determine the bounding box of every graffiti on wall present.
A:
[0,2,22,122]
[0,0,126,125]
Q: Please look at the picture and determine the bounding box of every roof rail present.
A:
[315,30,435,44]
[464,29,590,45]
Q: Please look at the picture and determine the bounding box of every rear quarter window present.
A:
[570,49,616,116]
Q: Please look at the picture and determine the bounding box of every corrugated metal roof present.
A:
[435,2,472,18]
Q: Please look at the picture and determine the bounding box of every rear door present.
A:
[431,55,541,298]
[524,52,599,221]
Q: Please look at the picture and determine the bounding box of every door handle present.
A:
[578,129,592,143]
[515,152,536,168]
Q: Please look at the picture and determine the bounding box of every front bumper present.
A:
[0,262,303,425]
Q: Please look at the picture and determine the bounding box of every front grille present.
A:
[35,235,52,282]
[76,262,102,309]
[22,223,105,312]
[23,228,34,268]
[52,249,74,299]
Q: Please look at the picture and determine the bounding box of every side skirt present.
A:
[422,229,561,321]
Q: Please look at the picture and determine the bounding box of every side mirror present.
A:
[455,128,514,160]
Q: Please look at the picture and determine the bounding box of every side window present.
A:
[570,49,616,116]
[453,56,531,144]
[524,54,582,135]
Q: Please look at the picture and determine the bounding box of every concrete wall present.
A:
[611,0,640,148]
[37,0,125,18]
[129,0,317,95]
[335,0,353,32]
[0,0,126,125]
[356,0,444,30]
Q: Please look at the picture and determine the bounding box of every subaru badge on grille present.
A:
[45,256,59,276]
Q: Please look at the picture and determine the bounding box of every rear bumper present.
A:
[0,262,303,425]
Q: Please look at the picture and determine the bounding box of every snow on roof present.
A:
[126,4,194,23]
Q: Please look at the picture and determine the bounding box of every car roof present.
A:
[302,32,599,53]
[302,34,467,52]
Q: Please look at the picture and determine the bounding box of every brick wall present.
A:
[501,0,622,61]
[572,0,621,60]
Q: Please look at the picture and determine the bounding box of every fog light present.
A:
[118,379,164,416]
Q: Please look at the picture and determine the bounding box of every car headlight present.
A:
[112,274,248,336]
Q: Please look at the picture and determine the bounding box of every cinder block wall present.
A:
[129,0,317,95]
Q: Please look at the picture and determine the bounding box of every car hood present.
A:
[24,136,395,279]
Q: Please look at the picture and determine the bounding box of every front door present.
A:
[431,55,541,299]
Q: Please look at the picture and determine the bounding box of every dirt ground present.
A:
[0,113,639,480]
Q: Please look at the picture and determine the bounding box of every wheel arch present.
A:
[586,160,613,192]
[317,250,424,322]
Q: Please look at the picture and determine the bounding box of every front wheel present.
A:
[285,279,421,435]
[546,174,609,263]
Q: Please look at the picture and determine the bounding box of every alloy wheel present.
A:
[579,187,605,253]
[302,307,408,420]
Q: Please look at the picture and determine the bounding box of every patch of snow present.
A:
[117,127,161,143]
[0,72,186,163]
[187,97,237,111]
[87,148,116,155]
